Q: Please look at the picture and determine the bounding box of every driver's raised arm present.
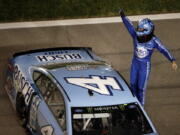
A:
[119,9,136,39]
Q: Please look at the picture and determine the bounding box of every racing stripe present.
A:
[142,62,150,105]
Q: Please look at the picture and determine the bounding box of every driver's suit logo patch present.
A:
[136,46,149,58]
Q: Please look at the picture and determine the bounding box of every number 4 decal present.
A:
[66,76,122,95]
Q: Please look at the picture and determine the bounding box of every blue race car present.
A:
[5,47,158,135]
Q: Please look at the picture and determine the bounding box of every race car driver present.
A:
[119,9,178,106]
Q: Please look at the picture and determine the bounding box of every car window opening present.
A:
[71,103,153,135]
[33,71,67,131]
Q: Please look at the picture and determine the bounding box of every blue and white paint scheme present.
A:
[5,47,158,135]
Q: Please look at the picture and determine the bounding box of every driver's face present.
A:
[137,28,146,32]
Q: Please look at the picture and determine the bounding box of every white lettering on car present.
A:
[66,76,122,95]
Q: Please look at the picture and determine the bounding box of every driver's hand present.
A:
[119,9,125,17]
[172,61,178,71]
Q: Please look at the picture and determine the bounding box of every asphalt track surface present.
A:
[0,18,180,135]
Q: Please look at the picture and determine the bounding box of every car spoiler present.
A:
[13,47,92,58]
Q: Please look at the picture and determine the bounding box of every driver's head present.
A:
[136,18,154,42]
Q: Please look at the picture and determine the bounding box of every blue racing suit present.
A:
[121,15,175,106]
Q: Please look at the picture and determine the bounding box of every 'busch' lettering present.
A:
[14,65,35,105]
[37,55,48,62]
[24,87,34,105]
[36,53,82,62]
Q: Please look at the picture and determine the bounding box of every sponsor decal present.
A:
[14,65,35,105]
[66,64,88,71]
[36,53,82,62]
[72,104,129,114]
[136,46,149,58]
[44,51,69,55]
[93,106,119,112]
[66,76,122,95]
